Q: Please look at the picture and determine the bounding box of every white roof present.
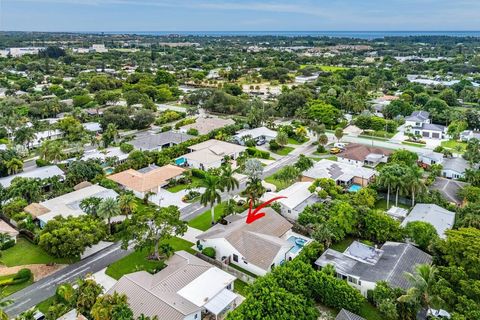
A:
[83,122,102,132]
[234,126,278,139]
[303,159,376,181]
[262,182,313,210]
[81,147,128,162]
[177,267,236,307]
[37,185,118,224]
[204,288,238,315]
[0,165,65,188]
[401,203,455,239]
[387,206,409,219]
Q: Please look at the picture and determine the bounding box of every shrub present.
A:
[120,143,134,153]
[174,118,195,130]
[202,247,216,259]
[246,147,270,159]
[35,158,51,167]
[316,145,326,153]
[0,239,15,250]
[187,128,199,136]
[190,169,207,179]
[269,139,280,151]
[14,268,32,281]
[161,125,172,132]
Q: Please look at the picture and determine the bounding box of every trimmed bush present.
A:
[246,147,270,159]
[0,239,15,250]
[202,247,216,259]
[120,143,134,153]
[35,158,51,167]
[14,268,32,281]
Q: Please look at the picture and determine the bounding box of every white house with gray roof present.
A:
[131,131,193,151]
[0,165,64,188]
[401,203,456,239]
[315,241,432,297]
[107,251,239,320]
[405,111,447,139]
[441,157,470,179]
[197,208,310,276]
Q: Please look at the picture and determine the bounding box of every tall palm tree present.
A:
[39,140,65,163]
[405,167,426,206]
[245,176,266,206]
[199,175,223,226]
[80,197,102,217]
[118,192,137,219]
[398,264,443,312]
[14,126,36,149]
[220,165,239,201]
[97,197,121,234]
[5,158,23,175]
[378,163,405,208]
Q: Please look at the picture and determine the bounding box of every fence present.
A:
[195,252,256,284]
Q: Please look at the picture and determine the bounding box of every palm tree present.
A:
[143,191,155,204]
[405,167,426,206]
[17,307,37,320]
[102,123,119,148]
[318,134,328,147]
[14,126,36,149]
[39,140,65,163]
[398,264,443,312]
[199,175,223,226]
[220,165,239,201]
[80,197,102,217]
[313,224,334,248]
[97,197,121,234]
[377,164,401,208]
[276,131,289,147]
[245,176,266,206]
[118,192,137,219]
[0,287,13,320]
[5,158,23,175]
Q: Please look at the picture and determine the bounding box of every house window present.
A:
[348,276,358,285]
[194,314,198,319]
[233,254,238,262]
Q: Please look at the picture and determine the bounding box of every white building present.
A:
[197,208,311,276]
[401,204,456,239]
[261,182,321,220]
[302,159,377,187]
[405,111,447,139]
[441,157,470,179]
[232,126,278,145]
[108,251,239,320]
[0,165,65,188]
[31,129,63,147]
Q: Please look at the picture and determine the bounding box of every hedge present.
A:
[0,268,32,286]
[246,147,270,159]
[202,247,216,259]
[0,239,15,250]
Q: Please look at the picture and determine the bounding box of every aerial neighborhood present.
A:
[0,28,479,320]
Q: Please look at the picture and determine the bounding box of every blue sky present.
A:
[1,0,479,32]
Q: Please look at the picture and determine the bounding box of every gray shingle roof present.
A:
[315,241,432,290]
[406,111,430,122]
[401,203,456,239]
[442,157,469,173]
[422,123,446,132]
[336,309,365,320]
[430,177,468,205]
[131,131,193,151]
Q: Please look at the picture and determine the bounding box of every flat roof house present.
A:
[178,116,235,135]
[301,159,377,187]
[177,139,246,170]
[261,182,321,221]
[315,241,432,297]
[401,203,456,239]
[232,126,277,145]
[24,184,118,228]
[130,131,193,151]
[0,165,65,188]
[337,143,392,167]
[108,164,185,198]
[197,208,310,276]
[441,157,470,179]
[107,251,239,320]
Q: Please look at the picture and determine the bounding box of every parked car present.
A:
[330,147,342,154]
[334,142,347,150]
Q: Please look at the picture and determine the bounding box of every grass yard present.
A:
[299,64,348,72]
[272,146,294,156]
[37,296,56,314]
[264,175,293,191]
[358,300,384,320]
[234,279,250,297]
[106,237,194,280]
[330,237,355,252]
[441,140,467,153]
[401,141,426,148]
[188,202,227,231]
[326,156,338,161]
[166,177,202,193]
[0,238,77,267]
[287,138,308,145]
[374,199,410,211]
[0,273,33,296]
[230,263,258,278]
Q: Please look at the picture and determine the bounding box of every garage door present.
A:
[432,132,440,139]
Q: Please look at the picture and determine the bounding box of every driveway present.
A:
[150,188,205,209]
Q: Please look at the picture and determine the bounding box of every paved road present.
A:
[4,243,131,318]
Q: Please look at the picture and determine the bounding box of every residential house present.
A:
[460,130,480,142]
[301,159,377,187]
[0,220,19,242]
[82,122,102,133]
[336,309,365,320]
[31,129,63,147]
[107,251,239,320]
[56,309,88,320]
[419,151,444,167]
[315,241,432,297]
[177,139,246,170]
[430,177,468,206]
[0,165,65,188]
[24,184,118,228]
[79,147,129,164]
[405,111,447,139]
[441,157,470,179]
[295,73,319,84]
[337,144,392,167]
[197,208,310,276]
[130,131,193,151]
[178,116,235,135]
[108,164,185,199]
[232,126,278,145]
[261,182,321,220]
[401,203,456,239]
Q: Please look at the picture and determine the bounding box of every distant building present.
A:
[108,251,239,320]
[178,116,235,135]
[302,159,376,187]
[460,130,480,142]
[232,126,277,145]
[91,44,108,53]
[441,157,470,179]
[430,177,468,206]
[337,144,391,167]
[405,111,447,139]
[0,165,65,188]
[130,131,193,151]
[401,203,456,239]
[315,241,432,297]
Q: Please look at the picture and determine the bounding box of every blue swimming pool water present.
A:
[287,236,307,254]
[348,184,362,192]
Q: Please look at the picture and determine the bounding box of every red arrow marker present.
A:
[246,196,287,224]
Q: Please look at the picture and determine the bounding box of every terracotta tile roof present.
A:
[338,143,392,162]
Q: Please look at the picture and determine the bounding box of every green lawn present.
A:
[287,138,307,145]
[299,64,348,72]
[374,199,410,211]
[272,146,294,156]
[401,141,426,148]
[188,202,227,231]
[234,279,250,297]
[0,273,34,296]
[166,177,202,193]
[0,238,77,267]
[358,300,384,320]
[229,263,258,278]
[105,237,194,280]
[37,296,56,314]
[330,237,354,253]
[326,156,338,161]
[441,140,467,153]
[264,175,293,191]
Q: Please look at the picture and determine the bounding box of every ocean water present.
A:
[101,31,480,39]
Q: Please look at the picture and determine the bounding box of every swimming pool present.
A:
[287,236,307,254]
[348,184,362,192]
[104,167,114,175]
